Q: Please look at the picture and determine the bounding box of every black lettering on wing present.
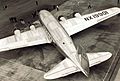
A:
[84,17,90,21]
[93,14,99,18]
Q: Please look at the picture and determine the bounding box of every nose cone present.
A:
[39,10,51,20]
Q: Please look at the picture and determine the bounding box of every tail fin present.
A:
[77,45,89,77]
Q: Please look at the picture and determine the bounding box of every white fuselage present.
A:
[39,10,82,69]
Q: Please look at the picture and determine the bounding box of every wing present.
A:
[60,7,120,36]
[0,26,52,52]
[44,52,112,79]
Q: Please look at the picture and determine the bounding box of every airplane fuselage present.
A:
[0,7,116,79]
[39,10,82,69]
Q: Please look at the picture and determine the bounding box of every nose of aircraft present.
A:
[39,10,51,20]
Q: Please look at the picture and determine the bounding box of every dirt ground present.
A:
[0,0,120,81]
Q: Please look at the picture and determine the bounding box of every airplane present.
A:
[0,7,120,79]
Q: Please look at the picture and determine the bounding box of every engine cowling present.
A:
[73,12,82,18]
[58,15,66,22]
[30,25,36,31]
[14,30,21,41]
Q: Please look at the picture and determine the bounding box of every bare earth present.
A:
[0,0,120,81]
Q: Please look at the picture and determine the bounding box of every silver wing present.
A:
[0,26,52,52]
[60,7,120,36]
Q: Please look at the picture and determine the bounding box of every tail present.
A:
[77,45,89,77]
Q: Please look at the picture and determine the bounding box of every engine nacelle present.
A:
[30,25,36,31]
[73,12,82,18]
[14,30,21,41]
[58,15,66,22]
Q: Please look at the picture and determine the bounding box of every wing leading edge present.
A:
[60,7,120,36]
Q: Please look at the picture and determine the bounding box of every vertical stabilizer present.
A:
[77,45,89,77]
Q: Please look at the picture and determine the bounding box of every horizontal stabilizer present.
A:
[44,58,79,79]
[44,52,112,79]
